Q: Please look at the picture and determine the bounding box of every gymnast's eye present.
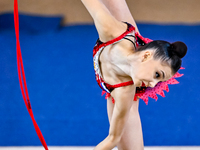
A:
[155,72,160,78]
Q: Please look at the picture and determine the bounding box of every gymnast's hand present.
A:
[94,84,136,150]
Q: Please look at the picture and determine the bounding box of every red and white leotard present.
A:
[93,22,184,104]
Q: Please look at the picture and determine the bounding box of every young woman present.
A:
[81,0,187,150]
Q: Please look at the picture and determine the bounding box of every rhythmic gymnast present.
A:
[81,0,187,149]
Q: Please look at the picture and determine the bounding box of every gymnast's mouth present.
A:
[137,81,148,88]
[141,81,150,87]
[141,81,146,87]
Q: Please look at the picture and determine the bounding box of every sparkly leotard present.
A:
[93,22,136,94]
[93,22,184,104]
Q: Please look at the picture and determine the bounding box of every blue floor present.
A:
[0,13,200,146]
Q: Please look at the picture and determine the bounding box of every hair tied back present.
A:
[170,41,187,58]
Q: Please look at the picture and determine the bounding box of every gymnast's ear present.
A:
[141,51,152,62]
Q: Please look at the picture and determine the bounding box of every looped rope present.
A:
[14,0,49,149]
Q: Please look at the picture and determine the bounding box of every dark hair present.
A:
[137,40,187,74]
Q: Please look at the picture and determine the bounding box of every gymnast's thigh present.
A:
[117,100,144,150]
[107,96,114,123]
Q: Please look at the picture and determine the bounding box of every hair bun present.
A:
[170,41,187,58]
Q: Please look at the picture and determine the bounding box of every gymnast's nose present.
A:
[149,81,158,88]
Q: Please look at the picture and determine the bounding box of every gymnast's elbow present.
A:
[107,133,122,146]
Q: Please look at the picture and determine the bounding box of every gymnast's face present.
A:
[132,49,173,88]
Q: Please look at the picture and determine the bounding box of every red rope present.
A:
[14,0,49,149]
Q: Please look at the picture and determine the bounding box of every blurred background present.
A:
[1,0,200,24]
[0,0,200,148]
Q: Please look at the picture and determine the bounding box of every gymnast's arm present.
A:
[99,0,140,34]
[81,0,127,42]
[94,85,136,150]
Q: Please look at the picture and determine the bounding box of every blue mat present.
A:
[0,13,200,146]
